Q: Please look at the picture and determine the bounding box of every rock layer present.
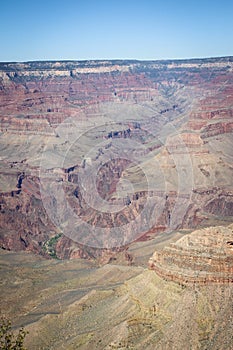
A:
[149,225,233,284]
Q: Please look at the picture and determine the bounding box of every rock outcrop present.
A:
[149,225,233,284]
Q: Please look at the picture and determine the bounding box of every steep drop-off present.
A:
[0,58,233,258]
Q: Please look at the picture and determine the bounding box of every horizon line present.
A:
[1,55,233,65]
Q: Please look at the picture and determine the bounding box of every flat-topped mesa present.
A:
[149,225,233,285]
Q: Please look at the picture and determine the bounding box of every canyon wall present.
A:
[0,57,232,258]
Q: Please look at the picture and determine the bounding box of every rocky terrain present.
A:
[149,224,233,284]
[0,57,233,260]
[0,224,232,349]
[0,54,233,348]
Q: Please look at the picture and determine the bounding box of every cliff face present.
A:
[0,57,233,258]
[149,224,233,285]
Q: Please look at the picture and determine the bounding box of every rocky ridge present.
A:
[149,224,233,285]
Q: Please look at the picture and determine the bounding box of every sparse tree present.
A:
[0,317,28,350]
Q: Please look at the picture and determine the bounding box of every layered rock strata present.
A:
[149,225,233,284]
[0,57,233,258]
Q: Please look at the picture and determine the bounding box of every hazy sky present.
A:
[1,0,233,62]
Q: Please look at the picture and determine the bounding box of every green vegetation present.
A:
[0,318,28,350]
[43,233,62,259]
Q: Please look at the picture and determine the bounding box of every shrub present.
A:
[0,317,28,350]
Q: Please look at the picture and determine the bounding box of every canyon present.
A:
[0,57,232,349]
[0,57,233,260]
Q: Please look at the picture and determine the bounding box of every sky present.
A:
[0,0,233,62]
